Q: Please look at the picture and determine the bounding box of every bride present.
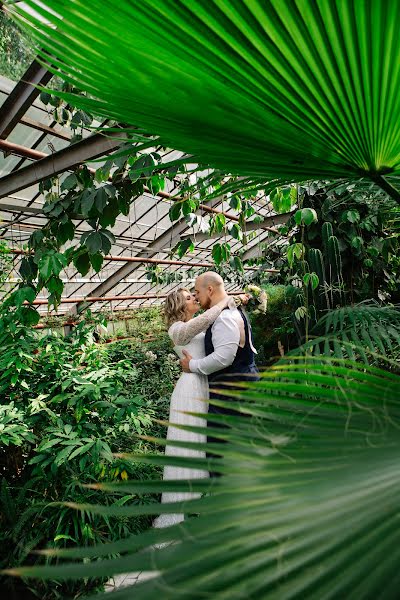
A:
[153,287,247,528]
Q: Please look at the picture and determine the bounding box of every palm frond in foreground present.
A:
[5,358,400,599]
[8,0,400,193]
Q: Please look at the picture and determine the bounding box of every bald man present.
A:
[180,271,259,475]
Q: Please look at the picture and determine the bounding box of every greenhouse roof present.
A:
[0,64,287,316]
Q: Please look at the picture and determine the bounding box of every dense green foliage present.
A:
[0,306,178,599]
[9,359,400,600]
[0,11,34,81]
[11,1,400,190]
[250,284,297,362]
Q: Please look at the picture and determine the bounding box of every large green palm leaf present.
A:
[6,358,400,598]
[9,0,400,188]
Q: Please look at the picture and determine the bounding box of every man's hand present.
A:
[180,349,192,373]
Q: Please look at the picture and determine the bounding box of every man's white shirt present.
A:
[189,308,256,376]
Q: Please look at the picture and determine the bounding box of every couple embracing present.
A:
[154,272,259,528]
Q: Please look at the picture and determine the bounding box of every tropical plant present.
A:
[294,183,400,304]
[0,9,34,80]
[0,304,179,599]
[4,2,400,597]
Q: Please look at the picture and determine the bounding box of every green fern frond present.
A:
[293,304,400,365]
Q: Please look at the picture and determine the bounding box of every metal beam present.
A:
[0,201,43,215]
[0,59,53,139]
[0,131,126,199]
[20,115,72,141]
[0,139,257,225]
[30,290,242,305]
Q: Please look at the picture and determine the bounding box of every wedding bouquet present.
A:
[243,284,268,314]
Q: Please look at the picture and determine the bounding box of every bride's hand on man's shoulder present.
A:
[239,293,252,305]
[232,293,252,307]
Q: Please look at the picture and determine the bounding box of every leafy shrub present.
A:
[0,306,178,599]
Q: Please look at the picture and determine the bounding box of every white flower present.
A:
[245,284,262,297]
[145,350,157,363]
[244,285,268,313]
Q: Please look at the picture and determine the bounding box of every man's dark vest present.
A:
[204,307,259,385]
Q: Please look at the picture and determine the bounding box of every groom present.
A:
[180,272,259,473]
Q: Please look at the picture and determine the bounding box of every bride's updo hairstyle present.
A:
[164,288,190,327]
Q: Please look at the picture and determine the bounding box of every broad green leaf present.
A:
[29,230,44,249]
[229,196,241,212]
[58,219,75,244]
[60,173,78,192]
[303,272,319,290]
[46,276,63,296]
[175,238,194,259]
[20,306,40,326]
[13,286,35,307]
[182,198,197,216]
[73,251,91,276]
[212,243,222,265]
[169,202,182,222]
[95,187,108,213]
[99,229,115,254]
[38,253,66,279]
[84,232,103,254]
[90,252,104,273]
[68,441,94,461]
[39,91,51,105]
[351,236,364,252]
[99,198,120,228]
[343,209,361,223]
[229,223,242,241]
[214,213,226,233]
[80,189,96,216]
[19,256,37,281]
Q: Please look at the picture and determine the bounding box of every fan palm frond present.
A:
[4,358,400,599]
[7,0,400,196]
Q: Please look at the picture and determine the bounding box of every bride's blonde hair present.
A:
[164,288,191,327]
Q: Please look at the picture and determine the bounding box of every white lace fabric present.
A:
[168,300,231,346]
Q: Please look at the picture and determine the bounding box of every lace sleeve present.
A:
[168,299,230,346]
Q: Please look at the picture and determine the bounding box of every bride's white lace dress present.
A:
[153,302,230,528]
